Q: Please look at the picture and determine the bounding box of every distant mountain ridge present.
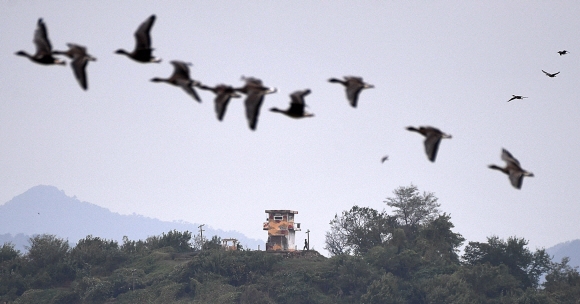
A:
[546,239,580,269]
[0,185,264,252]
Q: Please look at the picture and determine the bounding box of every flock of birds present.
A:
[15,15,566,190]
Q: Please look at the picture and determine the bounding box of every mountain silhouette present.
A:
[546,239,580,269]
[0,185,264,252]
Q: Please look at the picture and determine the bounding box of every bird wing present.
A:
[243,77,263,87]
[71,55,88,90]
[33,19,52,55]
[134,15,155,50]
[214,88,236,121]
[176,79,201,102]
[346,85,363,108]
[424,134,442,162]
[290,89,310,105]
[344,77,369,108]
[67,43,87,55]
[170,61,191,80]
[244,92,265,130]
[508,170,524,189]
[501,149,521,166]
[288,90,310,115]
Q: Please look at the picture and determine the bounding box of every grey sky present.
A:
[1,1,579,254]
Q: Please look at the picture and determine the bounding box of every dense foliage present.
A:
[1,186,579,303]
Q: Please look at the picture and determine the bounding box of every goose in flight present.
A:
[557,50,569,56]
[488,148,534,189]
[196,84,241,121]
[53,43,96,90]
[542,70,560,78]
[270,89,314,118]
[115,15,161,63]
[328,76,374,108]
[151,61,201,102]
[406,126,452,162]
[507,95,527,102]
[15,18,65,65]
[235,76,277,130]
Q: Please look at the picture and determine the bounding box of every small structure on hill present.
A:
[222,238,239,251]
[263,210,301,251]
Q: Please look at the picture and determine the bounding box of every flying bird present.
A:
[196,84,241,121]
[270,89,314,118]
[406,126,452,162]
[235,76,277,130]
[488,148,534,189]
[53,43,96,90]
[151,61,201,102]
[328,76,374,108]
[15,18,65,65]
[115,15,161,63]
[542,70,560,78]
[507,95,527,102]
[558,50,569,56]
[381,155,389,163]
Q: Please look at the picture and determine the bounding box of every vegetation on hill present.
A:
[1,185,579,303]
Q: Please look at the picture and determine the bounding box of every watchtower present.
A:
[263,210,301,251]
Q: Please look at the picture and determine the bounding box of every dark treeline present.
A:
[1,185,579,303]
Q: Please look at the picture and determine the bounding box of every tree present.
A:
[25,234,75,287]
[70,235,125,276]
[145,230,193,252]
[26,234,70,269]
[324,206,393,256]
[543,257,580,302]
[0,243,25,302]
[416,214,465,265]
[203,235,222,251]
[361,273,408,304]
[462,236,551,289]
[384,184,440,231]
[0,243,20,263]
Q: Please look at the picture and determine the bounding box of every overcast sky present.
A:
[2,1,579,254]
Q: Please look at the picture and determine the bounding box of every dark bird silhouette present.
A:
[507,95,527,102]
[381,155,389,163]
[558,50,569,56]
[151,61,201,102]
[270,89,314,118]
[328,76,374,108]
[15,18,65,65]
[542,70,560,78]
[488,148,534,189]
[235,76,277,130]
[406,126,452,162]
[115,15,161,63]
[53,43,96,90]
[196,84,241,121]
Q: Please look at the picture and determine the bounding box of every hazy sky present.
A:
[2,1,579,254]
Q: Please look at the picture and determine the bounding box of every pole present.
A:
[198,224,205,250]
[306,229,310,251]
